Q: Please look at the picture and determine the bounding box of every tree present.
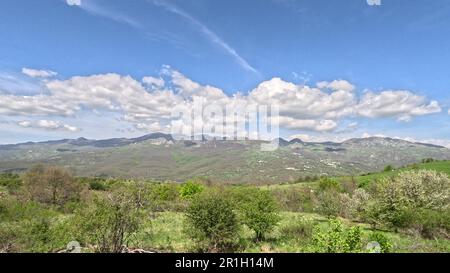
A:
[184,191,239,252]
[240,190,280,241]
[76,191,143,253]
[369,170,450,234]
[23,165,83,207]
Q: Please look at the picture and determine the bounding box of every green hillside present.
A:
[354,160,450,187]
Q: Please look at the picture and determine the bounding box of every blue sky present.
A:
[0,0,449,146]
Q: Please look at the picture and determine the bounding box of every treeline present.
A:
[0,165,449,253]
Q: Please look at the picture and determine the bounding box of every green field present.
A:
[137,211,450,253]
[352,160,450,187]
[1,160,449,253]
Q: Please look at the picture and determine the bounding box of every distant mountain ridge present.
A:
[0,133,446,149]
[0,133,448,183]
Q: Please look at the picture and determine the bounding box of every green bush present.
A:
[148,183,183,212]
[179,181,204,200]
[239,190,280,241]
[318,177,341,192]
[371,170,450,233]
[310,219,362,253]
[0,174,22,192]
[184,191,240,252]
[88,180,108,191]
[75,191,144,253]
[314,189,342,217]
[271,187,314,213]
[368,232,393,253]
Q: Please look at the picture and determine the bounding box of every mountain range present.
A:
[1,133,449,183]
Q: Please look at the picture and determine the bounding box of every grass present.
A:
[262,160,450,190]
[352,160,450,187]
[131,211,450,253]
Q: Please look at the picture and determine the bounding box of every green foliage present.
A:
[0,197,74,252]
[184,191,240,252]
[179,181,204,200]
[318,177,341,192]
[149,183,184,211]
[422,158,435,164]
[314,189,341,217]
[310,219,362,253]
[0,174,22,192]
[338,188,371,220]
[75,191,144,253]
[239,190,280,241]
[384,165,394,172]
[368,232,393,253]
[88,180,108,191]
[368,170,450,238]
[271,187,314,212]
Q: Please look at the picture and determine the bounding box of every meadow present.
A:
[1,160,449,253]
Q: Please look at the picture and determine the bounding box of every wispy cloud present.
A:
[65,0,142,29]
[152,0,260,76]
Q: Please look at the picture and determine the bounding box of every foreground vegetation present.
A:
[0,161,449,253]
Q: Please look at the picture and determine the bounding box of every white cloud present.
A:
[153,1,259,75]
[142,76,165,88]
[0,67,444,137]
[356,90,441,121]
[317,80,355,92]
[17,120,79,132]
[17,120,32,128]
[66,0,81,6]
[22,68,57,78]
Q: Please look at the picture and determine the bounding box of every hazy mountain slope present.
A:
[0,134,449,183]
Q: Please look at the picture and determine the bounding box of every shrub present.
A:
[88,180,108,191]
[318,177,341,192]
[368,232,393,253]
[0,174,22,193]
[179,181,204,200]
[340,188,371,220]
[384,165,394,172]
[271,187,314,212]
[23,165,84,207]
[314,189,342,217]
[184,191,239,252]
[148,183,183,211]
[370,170,450,235]
[76,191,144,253]
[239,190,280,241]
[310,219,362,253]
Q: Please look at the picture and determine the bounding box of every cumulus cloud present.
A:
[142,76,165,89]
[0,67,443,137]
[17,120,79,132]
[22,68,57,78]
[356,90,441,121]
[317,80,355,92]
